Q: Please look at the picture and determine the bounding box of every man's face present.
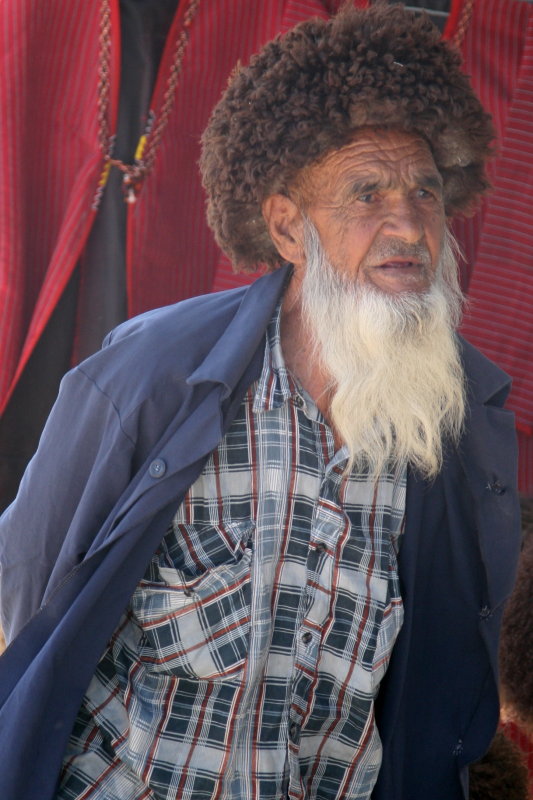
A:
[295,128,446,295]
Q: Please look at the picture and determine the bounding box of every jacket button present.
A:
[149,458,167,479]
[479,605,492,620]
[487,480,505,495]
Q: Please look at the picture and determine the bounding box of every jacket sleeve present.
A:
[0,364,137,643]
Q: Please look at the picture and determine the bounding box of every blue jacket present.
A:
[0,266,521,800]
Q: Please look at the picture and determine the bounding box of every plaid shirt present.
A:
[58,304,406,800]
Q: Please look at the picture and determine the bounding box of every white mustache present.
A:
[363,238,432,268]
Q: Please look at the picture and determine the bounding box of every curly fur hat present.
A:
[200,2,494,271]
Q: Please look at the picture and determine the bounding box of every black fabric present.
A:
[373,449,494,799]
[74,0,180,362]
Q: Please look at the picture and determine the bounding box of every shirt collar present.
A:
[252,300,335,431]
[253,299,295,412]
[251,300,408,484]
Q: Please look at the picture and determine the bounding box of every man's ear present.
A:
[262,194,305,267]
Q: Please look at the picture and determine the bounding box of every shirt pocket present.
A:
[132,520,254,682]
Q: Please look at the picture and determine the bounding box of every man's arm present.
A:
[0,364,136,643]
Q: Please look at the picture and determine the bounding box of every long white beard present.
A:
[300,219,466,479]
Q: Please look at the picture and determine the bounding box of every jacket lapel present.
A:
[455,338,521,613]
[89,266,291,550]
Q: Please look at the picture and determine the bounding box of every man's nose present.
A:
[381,197,424,243]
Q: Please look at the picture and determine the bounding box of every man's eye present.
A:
[357,193,375,203]
[417,188,434,199]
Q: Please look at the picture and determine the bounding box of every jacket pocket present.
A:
[132,522,254,681]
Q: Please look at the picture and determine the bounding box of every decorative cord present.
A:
[95,0,201,205]
[451,0,475,50]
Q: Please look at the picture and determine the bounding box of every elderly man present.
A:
[0,5,521,800]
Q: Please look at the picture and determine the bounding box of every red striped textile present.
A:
[0,0,332,417]
[0,0,103,411]
[450,0,533,490]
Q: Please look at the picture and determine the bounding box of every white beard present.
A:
[299,219,466,479]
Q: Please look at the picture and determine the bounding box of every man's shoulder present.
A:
[73,288,248,413]
[74,268,289,415]
[105,285,248,356]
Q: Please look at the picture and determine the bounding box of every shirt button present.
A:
[289,722,300,743]
[293,394,305,409]
[302,631,312,645]
[315,542,327,553]
[149,458,167,479]
[452,739,464,756]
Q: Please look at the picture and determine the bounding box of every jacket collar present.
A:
[187,265,290,397]
[458,335,512,407]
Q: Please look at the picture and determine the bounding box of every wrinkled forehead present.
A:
[289,127,442,202]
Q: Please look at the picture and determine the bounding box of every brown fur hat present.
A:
[200,2,494,271]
